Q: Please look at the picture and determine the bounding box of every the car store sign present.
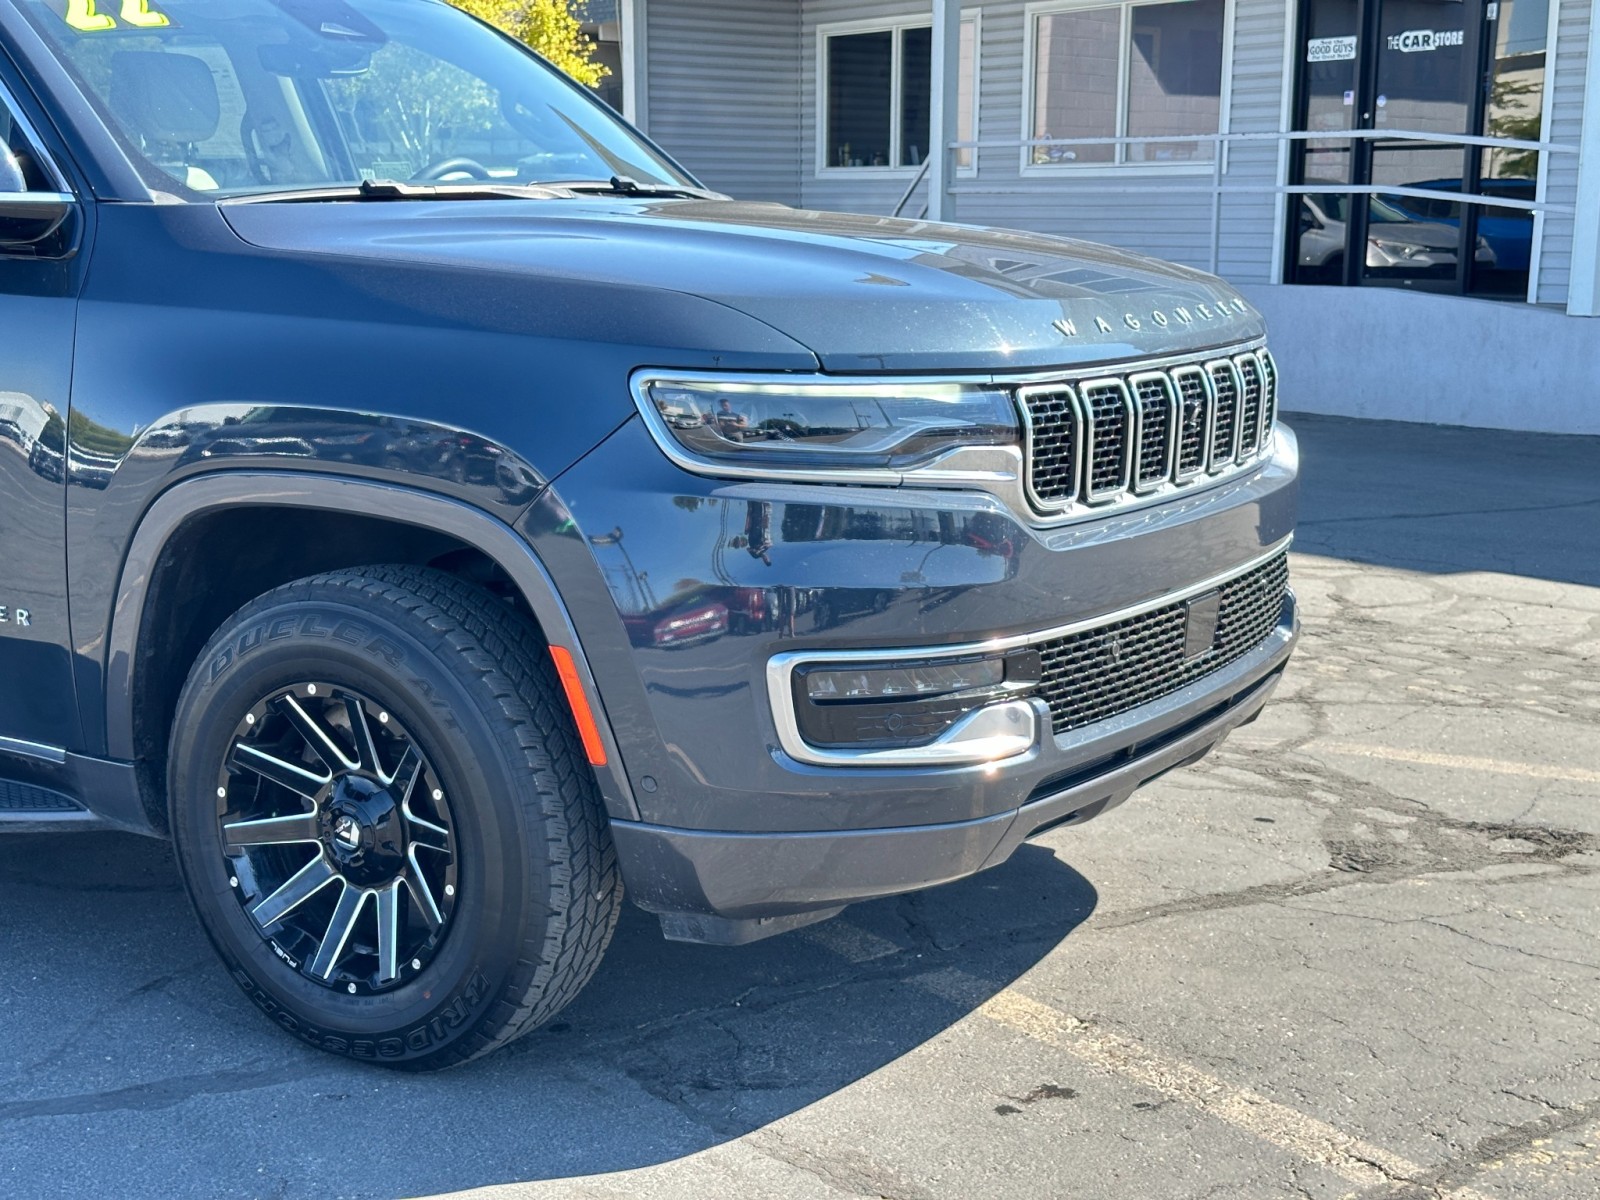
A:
[1388,28,1465,52]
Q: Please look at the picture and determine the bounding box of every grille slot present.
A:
[1259,349,1278,445]
[1235,353,1264,460]
[1017,342,1277,517]
[1036,552,1290,734]
[1082,380,1132,499]
[1207,359,1240,470]
[1131,373,1176,492]
[1021,386,1082,505]
[1171,365,1211,480]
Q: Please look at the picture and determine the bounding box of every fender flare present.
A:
[104,472,639,821]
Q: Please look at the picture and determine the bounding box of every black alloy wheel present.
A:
[168,565,623,1069]
[218,684,458,995]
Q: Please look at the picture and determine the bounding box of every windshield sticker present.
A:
[63,0,171,32]
[1306,36,1357,63]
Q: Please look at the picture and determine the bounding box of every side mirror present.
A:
[0,192,77,255]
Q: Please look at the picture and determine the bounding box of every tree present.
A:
[449,0,610,88]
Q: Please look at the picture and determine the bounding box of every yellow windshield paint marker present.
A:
[64,0,117,31]
[120,0,170,27]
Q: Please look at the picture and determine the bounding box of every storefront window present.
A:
[1031,0,1225,166]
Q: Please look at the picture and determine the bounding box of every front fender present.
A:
[103,472,640,823]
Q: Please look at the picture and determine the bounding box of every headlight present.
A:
[1369,238,1423,260]
[635,374,1019,481]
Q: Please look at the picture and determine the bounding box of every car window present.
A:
[18,0,692,197]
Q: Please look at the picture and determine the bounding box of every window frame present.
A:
[815,10,981,180]
[1021,0,1234,177]
[0,74,72,196]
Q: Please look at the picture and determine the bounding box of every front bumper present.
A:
[611,593,1294,941]
[526,416,1300,940]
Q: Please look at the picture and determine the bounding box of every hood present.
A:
[222,197,1265,372]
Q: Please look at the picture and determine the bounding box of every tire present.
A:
[167,565,622,1070]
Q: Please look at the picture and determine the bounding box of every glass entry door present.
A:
[1288,0,1549,298]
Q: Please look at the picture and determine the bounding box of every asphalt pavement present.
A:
[2,412,1598,1199]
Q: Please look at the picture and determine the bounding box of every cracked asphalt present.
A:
[3,413,1599,1200]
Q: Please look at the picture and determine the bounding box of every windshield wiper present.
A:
[530,175,722,200]
[225,180,568,204]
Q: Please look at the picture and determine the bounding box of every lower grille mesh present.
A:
[1036,552,1290,734]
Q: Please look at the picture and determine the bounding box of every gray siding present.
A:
[1536,0,1589,305]
[794,0,1292,282]
[644,0,803,203]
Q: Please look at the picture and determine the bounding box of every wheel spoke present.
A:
[344,696,381,774]
[405,857,444,931]
[249,853,337,928]
[404,806,451,855]
[231,742,331,800]
[385,744,423,798]
[222,811,319,852]
[278,695,356,773]
[375,882,401,984]
[309,882,368,980]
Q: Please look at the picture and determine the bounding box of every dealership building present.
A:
[587,0,1599,434]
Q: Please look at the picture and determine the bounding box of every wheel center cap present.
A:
[322,776,406,886]
[332,814,361,850]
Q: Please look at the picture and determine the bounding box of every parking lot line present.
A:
[975,987,1494,1200]
[1312,742,1600,786]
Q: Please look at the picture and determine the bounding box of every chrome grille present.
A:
[1131,373,1175,492]
[1171,365,1210,480]
[1082,380,1132,498]
[1021,387,1081,505]
[1207,359,1240,470]
[1019,343,1279,518]
[1258,349,1278,441]
[1036,551,1291,734]
[1236,353,1264,459]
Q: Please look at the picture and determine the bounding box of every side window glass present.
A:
[0,104,57,195]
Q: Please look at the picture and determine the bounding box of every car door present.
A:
[0,78,86,752]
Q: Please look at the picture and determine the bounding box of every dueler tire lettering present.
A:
[170,566,622,1070]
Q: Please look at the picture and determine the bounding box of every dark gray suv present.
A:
[0,0,1296,1068]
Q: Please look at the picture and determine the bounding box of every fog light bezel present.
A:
[768,646,1044,768]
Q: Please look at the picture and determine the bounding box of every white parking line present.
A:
[1312,742,1600,786]
[975,987,1494,1200]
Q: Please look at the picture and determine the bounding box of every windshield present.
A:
[19,0,694,197]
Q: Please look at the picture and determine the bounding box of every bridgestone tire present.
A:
[167,565,622,1069]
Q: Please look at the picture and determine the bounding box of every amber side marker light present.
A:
[549,646,608,767]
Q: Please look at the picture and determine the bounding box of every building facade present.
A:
[609,0,1600,434]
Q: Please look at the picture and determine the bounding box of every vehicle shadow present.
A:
[0,831,1098,1198]
[1288,412,1600,587]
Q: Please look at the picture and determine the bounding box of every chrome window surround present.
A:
[765,536,1293,768]
[628,337,1277,530]
[0,76,73,200]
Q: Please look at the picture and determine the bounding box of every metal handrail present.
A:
[891,157,932,219]
[930,127,1576,277]
[956,127,1578,155]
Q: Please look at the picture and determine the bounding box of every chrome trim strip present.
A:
[0,735,68,764]
[0,78,73,195]
[765,536,1293,769]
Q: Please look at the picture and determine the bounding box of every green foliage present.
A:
[449,0,610,88]
[1485,76,1543,181]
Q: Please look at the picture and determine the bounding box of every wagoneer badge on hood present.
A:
[1053,298,1253,339]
